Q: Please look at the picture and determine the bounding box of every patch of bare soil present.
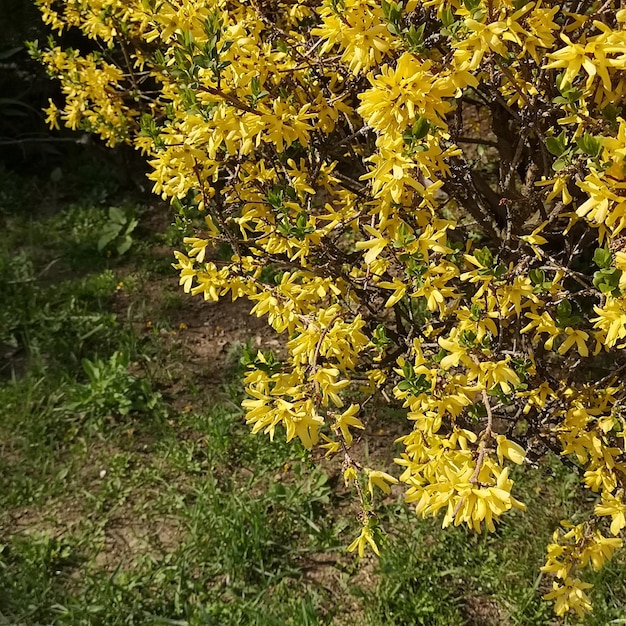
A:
[7,482,184,576]
[8,503,84,540]
[463,594,511,626]
[114,243,282,388]
[141,280,283,415]
[302,550,376,626]
[93,515,182,571]
[173,293,280,377]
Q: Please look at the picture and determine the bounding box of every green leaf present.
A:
[0,46,23,61]
[463,0,481,11]
[411,116,430,140]
[405,24,426,49]
[470,303,482,321]
[117,237,133,256]
[98,226,122,252]
[603,103,620,125]
[108,206,126,224]
[81,358,100,383]
[593,268,622,293]
[381,0,403,22]
[461,330,476,346]
[529,269,546,285]
[49,167,63,183]
[468,402,487,421]
[494,264,507,279]
[402,361,414,379]
[546,133,566,157]
[440,7,455,27]
[124,218,139,236]
[575,134,603,158]
[593,247,612,269]
[267,187,284,210]
[475,246,494,268]
[556,299,572,320]
[412,373,430,394]
[296,212,308,229]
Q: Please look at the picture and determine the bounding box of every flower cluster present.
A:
[35,0,626,616]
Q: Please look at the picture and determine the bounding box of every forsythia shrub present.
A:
[33,0,626,616]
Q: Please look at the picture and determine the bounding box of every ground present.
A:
[1,161,626,625]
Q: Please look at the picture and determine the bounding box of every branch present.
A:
[470,388,495,485]
[310,313,342,399]
[196,85,264,116]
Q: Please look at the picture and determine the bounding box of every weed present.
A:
[97,206,139,257]
[72,351,163,422]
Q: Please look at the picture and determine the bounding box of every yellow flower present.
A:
[519,221,548,258]
[355,225,388,265]
[347,525,380,558]
[544,33,611,90]
[44,98,61,130]
[313,368,350,408]
[377,278,407,308]
[320,433,341,458]
[543,578,593,617]
[496,435,526,465]
[367,469,399,498]
[333,404,364,446]
[591,297,626,348]
[343,466,358,486]
[596,494,626,536]
[558,328,589,357]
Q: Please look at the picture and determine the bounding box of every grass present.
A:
[1,164,626,625]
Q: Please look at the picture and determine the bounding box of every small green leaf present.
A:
[108,206,126,224]
[593,268,622,293]
[494,264,507,279]
[405,24,426,49]
[556,299,572,319]
[593,247,612,269]
[603,103,620,125]
[463,0,481,11]
[117,237,133,256]
[440,7,455,27]
[411,116,430,140]
[546,134,566,157]
[575,134,603,158]
[475,246,494,268]
[49,167,63,183]
[402,361,414,379]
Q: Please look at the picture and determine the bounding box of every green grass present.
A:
[1,166,626,625]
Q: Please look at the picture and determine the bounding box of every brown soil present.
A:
[464,595,511,626]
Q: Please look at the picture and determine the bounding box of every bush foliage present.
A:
[33,0,626,617]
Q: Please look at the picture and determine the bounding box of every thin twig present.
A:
[311,313,342,398]
[451,385,495,520]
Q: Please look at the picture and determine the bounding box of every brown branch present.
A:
[456,136,499,149]
[196,85,264,116]
[311,313,342,398]
[470,388,495,485]
[452,385,495,521]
